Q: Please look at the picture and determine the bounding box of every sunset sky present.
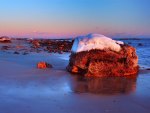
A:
[0,0,150,38]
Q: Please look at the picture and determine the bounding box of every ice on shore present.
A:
[71,33,124,53]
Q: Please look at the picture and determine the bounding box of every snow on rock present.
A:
[71,34,124,53]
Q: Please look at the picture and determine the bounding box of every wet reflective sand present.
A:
[0,52,150,113]
[70,76,137,95]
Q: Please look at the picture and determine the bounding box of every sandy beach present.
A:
[0,0,150,112]
[0,49,150,113]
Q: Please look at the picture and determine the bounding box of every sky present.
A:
[0,0,150,38]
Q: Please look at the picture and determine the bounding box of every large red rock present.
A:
[67,44,139,77]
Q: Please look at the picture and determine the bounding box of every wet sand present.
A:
[0,52,150,113]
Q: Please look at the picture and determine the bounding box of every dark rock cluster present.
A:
[0,37,73,54]
[30,39,73,53]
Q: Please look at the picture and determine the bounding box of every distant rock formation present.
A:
[67,34,139,77]
[30,39,73,53]
[0,36,11,43]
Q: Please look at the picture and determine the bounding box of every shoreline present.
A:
[0,39,150,113]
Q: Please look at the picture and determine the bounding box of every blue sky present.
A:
[0,0,149,38]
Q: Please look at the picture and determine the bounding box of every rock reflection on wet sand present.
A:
[70,76,137,95]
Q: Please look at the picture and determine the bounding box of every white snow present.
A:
[71,33,124,53]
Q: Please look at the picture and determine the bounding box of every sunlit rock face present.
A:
[67,34,139,77]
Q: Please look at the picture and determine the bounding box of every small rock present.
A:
[128,42,132,44]
[31,40,40,48]
[14,51,19,54]
[58,50,63,54]
[23,52,28,55]
[138,43,143,46]
[1,46,10,50]
[37,62,52,69]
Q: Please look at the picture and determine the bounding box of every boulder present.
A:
[67,34,139,77]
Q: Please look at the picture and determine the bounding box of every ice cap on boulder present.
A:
[71,33,124,53]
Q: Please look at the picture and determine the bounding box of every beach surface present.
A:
[0,38,150,113]
[0,51,150,113]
